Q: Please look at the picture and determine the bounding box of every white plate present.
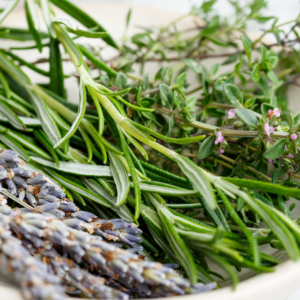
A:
[1,2,300,300]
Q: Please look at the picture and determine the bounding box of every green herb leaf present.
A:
[263,138,286,159]
[30,156,111,176]
[25,0,42,52]
[119,130,141,221]
[28,90,61,145]
[250,63,260,82]
[261,103,274,115]
[49,38,65,98]
[181,58,204,73]
[159,83,173,107]
[50,0,118,48]
[41,0,56,38]
[233,108,258,128]
[126,8,132,29]
[158,207,197,284]
[224,177,300,198]
[175,154,216,209]
[0,96,25,130]
[197,136,215,160]
[54,18,109,39]
[79,46,117,78]
[83,178,134,222]
[223,84,243,107]
[115,72,128,90]
[0,0,19,25]
[241,34,252,64]
[108,151,130,206]
[56,25,82,67]
[54,76,86,148]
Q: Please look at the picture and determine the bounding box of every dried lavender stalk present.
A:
[0,210,67,300]
[36,248,134,299]
[2,205,215,297]
[0,149,142,246]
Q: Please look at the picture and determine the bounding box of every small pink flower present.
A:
[215,131,224,145]
[264,123,274,137]
[268,107,281,119]
[291,133,297,140]
[273,107,281,117]
[285,145,289,151]
[219,148,224,154]
[275,121,278,125]
[228,109,235,119]
[288,154,294,159]
[268,159,275,163]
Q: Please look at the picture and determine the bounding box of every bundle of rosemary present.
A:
[0,0,300,298]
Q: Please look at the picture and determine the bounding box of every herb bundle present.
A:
[0,0,300,298]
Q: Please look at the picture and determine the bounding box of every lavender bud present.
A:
[40,182,53,191]
[62,218,84,231]
[71,211,97,223]
[6,178,17,195]
[18,189,26,201]
[42,195,60,203]
[34,202,60,213]
[0,196,7,206]
[59,201,78,212]
[38,199,52,205]
[27,174,48,185]
[120,233,143,244]
[37,188,50,198]
[122,227,142,235]
[49,189,66,198]
[48,209,65,219]
[12,176,27,188]
[125,246,144,253]
[5,161,19,168]
[11,168,33,178]
[0,165,7,180]
[0,150,18,160]
[26,191,37,206]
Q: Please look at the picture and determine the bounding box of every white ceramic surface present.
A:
[1,2,300,300]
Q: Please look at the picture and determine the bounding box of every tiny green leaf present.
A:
[250,63,260,82]
[244,97,256,108]
[233,108,258,128]
[241,34,252,64]
[223,84,243,107]
[197,136,215,160]
[261,103,274,116]
[282,112,293,129]
[126,8,132,29]
[115,72,128,89]
[263,138,286,159]
[181,58,204,73]
[159,83,173,107]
